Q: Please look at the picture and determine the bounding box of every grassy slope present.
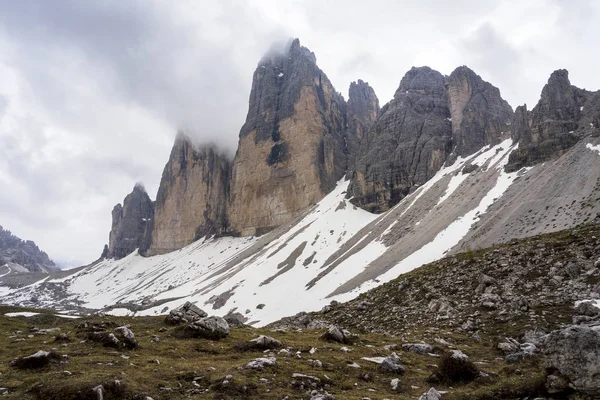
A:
[2,223,599,399]
[0,307,547,400]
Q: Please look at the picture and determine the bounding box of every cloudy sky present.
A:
[0,0,597,267]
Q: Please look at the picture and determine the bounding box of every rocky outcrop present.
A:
[228,39,347,236]
[349,65,514,212]
[106,183,154,259]
[346,80,379,174]
[507,69,599,171]
[0,226,55,272]
[146,133,231,255]
[446,66,513,156]
[349,67,453,212]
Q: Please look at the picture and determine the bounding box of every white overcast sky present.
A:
[0,0,598,267]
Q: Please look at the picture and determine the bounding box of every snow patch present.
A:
[5,312,40,317]
[586,143,600,155]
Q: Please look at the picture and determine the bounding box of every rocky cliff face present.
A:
[507,69,599,171]
[228,39,347,236]
[146,133,231,255]
[106,183,154,259]
[446,66,513,156]
[346,80,379,175]
[0,226,55,273]
[349,66,514,212]
[349,67,453,212]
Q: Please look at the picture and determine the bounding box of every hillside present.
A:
[0,223,598,399]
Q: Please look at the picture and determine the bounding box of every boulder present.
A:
[380,353,405,374]
[223,310,248,327]
[114,326,137,349]
[543,325,600,396]
[320,325,355,344]
[249,335,283,350]
[429,350,479,384]
[186,316,230,340]
[165,301,208,325]
[402,343,433,355]
[244,357,277,370]
[11,350,60,369]
[575,301,600,317]
[419,387,443,400]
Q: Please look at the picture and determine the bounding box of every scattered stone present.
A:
[247,335,283,350]
[320,325,355,344]
[54,333,70,342]
[419,387,442,400]
[390,378,400,391]
[380,353,404,374]
[11,350,60,369]
[165,302,207,325]
[402,343,433,354]
[114,326,137,349]
[244,357,277,370]
[429,350,479,384]
[92,384,104,400]
[185,316,229,340]
[223,310,248,327]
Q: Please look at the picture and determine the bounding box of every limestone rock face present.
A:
[446,66,513,156]
[349,67,452,212]
[348,65,515,213]
[346,79,379,174]
[106,184,154,259]
[228,39,347,236]
[507,69,598,171]
[147,133,230,255]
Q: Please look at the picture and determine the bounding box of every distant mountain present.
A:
[0,226,56,273]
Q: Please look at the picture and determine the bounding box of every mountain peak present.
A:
[0,226,55,272]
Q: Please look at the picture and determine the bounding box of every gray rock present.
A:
[223,310,248,327]
[575,301,600,317]
[187,316,230,340]
[545,372,571,394]
[402,343,433,354]
[244,357,277,370]
[419,387,442,400]
[114,326,137,349]
[165,301,208,325]
[11,350,60,369]
[543,325,600,396]
[380,352,405,373]
[498,338,520,354]
[248,335,283,350]
[320,325,355,344]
